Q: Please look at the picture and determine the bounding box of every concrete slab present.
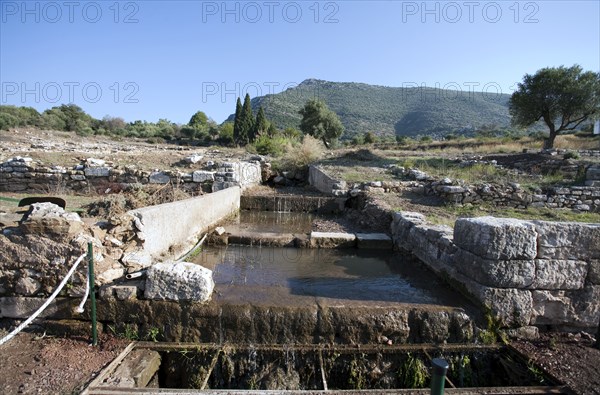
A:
[355,233,393,249]
[128,186,240,265]
[310,231,356,248]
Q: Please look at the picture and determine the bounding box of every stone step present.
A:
[309,232,356,248]
[355,233,393,249]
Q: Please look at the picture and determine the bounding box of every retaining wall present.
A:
[310,164,600,212]
[125,187,241,267]
[240,195,345,213]
[392,212,600,331]
[0,157,261,194]
[309,165,347,196]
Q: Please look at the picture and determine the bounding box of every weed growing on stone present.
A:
[397,352,428,388]
[145,327,162,342]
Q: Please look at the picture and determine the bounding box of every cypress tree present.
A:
[254,106,268,138]
[233,97,243,145]
[238,94,254,145]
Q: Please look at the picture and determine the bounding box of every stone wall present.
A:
[430,183,600,212]
[308,165,347,196]
[392,213,600,331]
[309,164,600,212]
[0,156,261,194]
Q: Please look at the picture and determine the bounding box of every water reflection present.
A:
[195,246,464,306]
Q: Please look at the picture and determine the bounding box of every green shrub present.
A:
[76,126,94,136]
[363,131,377,144]
[352,135,364,145]
[563,151,580,160]
[253,134,289,156]
[0,113,18,130]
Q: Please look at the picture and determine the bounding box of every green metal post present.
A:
[88,242,98,346]
[430,358,449,395]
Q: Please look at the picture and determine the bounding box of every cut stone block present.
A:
[310,232,356,248]
[192,170,214,183]
[355,233,393,249]
[104,349,161,388]
[532,259,588,290]
[532,221,600,260]
[145,262,214,302]
[148,172,171,184]
[454,248,535,289]
[454,217,537,260]
[84,167,111,177]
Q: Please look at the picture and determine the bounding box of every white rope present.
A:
[76,260,90,314]
[0,252,87,346]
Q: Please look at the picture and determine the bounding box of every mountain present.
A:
[226,79,518,139]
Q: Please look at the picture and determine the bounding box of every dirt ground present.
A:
[512,332,600,395]
[0,330,127,394]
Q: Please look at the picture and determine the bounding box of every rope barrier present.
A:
[0,252,87,346]
[76,259,91,314]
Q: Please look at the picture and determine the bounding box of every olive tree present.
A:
[298,99,344,147]
[509,65,600,149]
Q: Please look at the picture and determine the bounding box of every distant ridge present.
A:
[226,79,517,139]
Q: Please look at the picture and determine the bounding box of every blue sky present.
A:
[1,0,599,124]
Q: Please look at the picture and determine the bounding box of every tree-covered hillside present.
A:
[226,79,520,139]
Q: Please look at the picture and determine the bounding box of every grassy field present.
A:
[426,203,600,228]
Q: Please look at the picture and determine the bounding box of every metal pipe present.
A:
[430,358,449,395]
[125,270,147,280]
[88,242,98,346]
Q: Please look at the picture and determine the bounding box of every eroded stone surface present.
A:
[104,349,161,388]
[145,262,214,302]
[533,221,600,260]
[454,248,535,288]
[20,203,84,240]
[309,232,356,248]
[533,259,588,290]
[454,217,537,260]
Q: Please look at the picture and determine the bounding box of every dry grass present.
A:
[427,204,600,228]
[554,135,600,150]
[280,135,326,170]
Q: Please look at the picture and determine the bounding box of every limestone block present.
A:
[96,268,125,285]
[148,172,171,184]
[588,260,600,285]
[532,259,588,290]
[15,277,41,296]
[477,287,533,327]
[192,170,214,183]
[84,167,111,177]
[104,349,161,388]
[310,232,356,248]
[532,220,600,260]
[454,248,535,288]
[531,290,572,326]
[454,217,537,260]
[20,203,83,240]
[145,262,214,302]
[355,233,393,249]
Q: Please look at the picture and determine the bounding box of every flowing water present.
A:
[223,210,320,234]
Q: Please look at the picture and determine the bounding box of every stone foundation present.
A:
[392,212,600,331]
